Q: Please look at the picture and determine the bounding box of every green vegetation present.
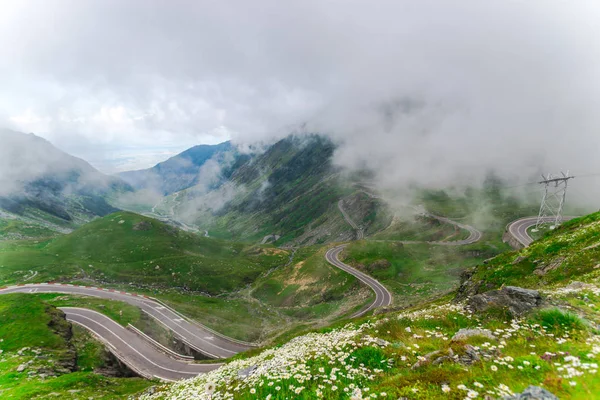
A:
[140,211,600,399]
[0,218,59,240]
[341,240,498,305]
[464,211,600,292]
[142,286,600,400]
[370,214,471,242]
[0,293,152,399]
[36,293,143,327]
[251,246,370,320]
[415,172,540,231]
[0,211,288,295]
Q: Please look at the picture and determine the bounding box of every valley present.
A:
[0,130,597,400]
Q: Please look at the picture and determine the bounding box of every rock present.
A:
[503,385,558,399]
[412,350,441,369]
[368,259,391,271]
[237,365,257,379]
[468,286,543,316]
[133,221,152,231]
[16,363,27,372]
[458,344,480,365]
[452,328,496,342]
[534,257,565,276]
[512,256,527,265]
[566,281,594,290]
[375,338,390,347]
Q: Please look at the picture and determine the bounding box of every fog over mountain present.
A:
[1,1,599,205]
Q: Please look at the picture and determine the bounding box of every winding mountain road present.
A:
[506,216,576,247]
[63,307,221,381]
[0,206,562,382]
[325,245,392,318]
[329,196,484,317]
[0,284,252,358]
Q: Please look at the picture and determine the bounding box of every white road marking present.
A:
[63,309,208,376]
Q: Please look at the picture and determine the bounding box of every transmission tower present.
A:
[534,171,574,230]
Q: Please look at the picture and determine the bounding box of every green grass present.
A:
[0,211,288,295]
[143,281,600,399]
[342,240,498,305]
[0,218,59,240]
[467,211,600,292]
[36,293,143,327]
[0,293,152,399]
[371,214,471,242]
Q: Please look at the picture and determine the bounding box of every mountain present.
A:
[119,141,235,195]
[159,134,392,246]
[0,129,131,226]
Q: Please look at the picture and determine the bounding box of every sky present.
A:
[1,0,600,199]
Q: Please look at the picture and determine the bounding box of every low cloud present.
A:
[0,1,598,205]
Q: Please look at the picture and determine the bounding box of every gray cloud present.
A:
[1,0,599,204]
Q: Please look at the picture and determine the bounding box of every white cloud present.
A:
[0,0,598,197]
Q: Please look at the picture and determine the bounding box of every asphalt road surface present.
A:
[426,213,483,245]
[325,244,393,318]
[63,307,221,381]
[332,197,483,318]
[507,216,576,247]
[0,283,251,359]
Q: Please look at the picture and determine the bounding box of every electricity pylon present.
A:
[534,171,574,230]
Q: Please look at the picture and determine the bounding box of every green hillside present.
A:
[457,211,600,298]
[140,211,600,400]
[0,212,288,295]
[0,293,151,399]
[156,135,390,246]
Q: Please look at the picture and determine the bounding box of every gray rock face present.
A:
[237,365,257,379]
[452,328,496,342]
[503,385,558,399]
[468,286,543,316]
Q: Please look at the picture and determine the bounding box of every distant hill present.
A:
[0,211,288,294]
[0,130,131,225]
[119,141,235,195]
[158,134,391,246]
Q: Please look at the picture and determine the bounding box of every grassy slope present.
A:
[370,214,471,242]
[251,246,371,320]
[0,218,59,240]
[0,293,151,399]
[465,211,600,293]
[342,238,502,307]
[0,211,288,295]
[142,211,600,400]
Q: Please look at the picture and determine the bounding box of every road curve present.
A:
[0,283,252,358]
[62,307,220,381]
[426,214,483,246]
[332,196,483,317]
[506,216,576,247]
[325,244,393,318]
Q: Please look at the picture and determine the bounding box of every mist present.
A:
[1,1,599,207]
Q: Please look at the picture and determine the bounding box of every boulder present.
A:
[468,286,543,316]
[452,328,496,342]
[503,385,558,399]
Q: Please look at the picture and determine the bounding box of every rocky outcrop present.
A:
[46,306,77,374]
[468,286,543,316]
[452,328,496,342]
[503,385,558,399]
[533,257,565,276]
[454,267,495,302]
